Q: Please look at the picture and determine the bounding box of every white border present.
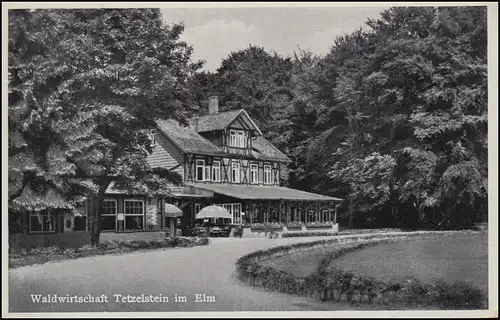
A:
[2,2,498,318]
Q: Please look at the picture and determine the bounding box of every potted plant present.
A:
[250,223,266,232]
[233,225,244,238]
[306,222,333,230]
[286,221,304,231]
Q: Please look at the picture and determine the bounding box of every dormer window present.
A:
[229,130,246,148]
[148,129,157,146]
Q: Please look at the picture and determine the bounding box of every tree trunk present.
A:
[90,185,108,245]
[348,197,354,229]
[435,201,456,230]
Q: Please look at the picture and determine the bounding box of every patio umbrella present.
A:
[196,205,232,220]
[164,203,183,218]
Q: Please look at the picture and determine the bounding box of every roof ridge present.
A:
[196,108,242,118]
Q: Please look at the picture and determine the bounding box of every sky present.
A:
[160,6,391,72]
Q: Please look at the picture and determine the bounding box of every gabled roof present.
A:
[252,136,291,162]
[157,119,225,156]
[188,183,342,202]
[191,109,263,135]
[155,115,290,162]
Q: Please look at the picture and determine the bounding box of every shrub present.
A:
[235,232,487,310]
[305,222,334,228]
[192,227,208,238]
[282,231,336,238]
[432,280,487,309]
[9,236,209,269]
[233,225,244,238]
[286,221,304,228]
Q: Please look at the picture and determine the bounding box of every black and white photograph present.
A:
[3,2,498,318]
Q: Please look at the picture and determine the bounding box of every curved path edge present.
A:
[8,230,476,313]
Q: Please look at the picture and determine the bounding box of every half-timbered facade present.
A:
[8,97,341,249]
[135,96,342,233]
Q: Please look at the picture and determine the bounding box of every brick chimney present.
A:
[208,96,219,114]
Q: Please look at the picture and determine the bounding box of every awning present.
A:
[196,205,232,219]
[164,204,183,218]
[187,183,342,202]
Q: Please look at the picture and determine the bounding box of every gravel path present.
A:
[8,232,443,313]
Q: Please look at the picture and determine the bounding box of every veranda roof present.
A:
[187,183,342,202]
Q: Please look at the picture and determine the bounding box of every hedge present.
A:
[282,231,337,238]
[235,232,487,310]
[9,236,209,269]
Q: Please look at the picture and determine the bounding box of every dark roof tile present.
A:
[157,119,225,156]
[190,110,243,132]
[156,116,290,162]
[252,136,291,162]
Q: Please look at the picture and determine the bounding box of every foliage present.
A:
[193,6,487,230]
[9,6,488,235]
[285,221,304,228]
[9,236,209,268]
[305,222,335,228]
[232,225,244,238]
[281,231,336,238]
[192,226,208,238]
[236,233,487,309]
[8,9,201,242]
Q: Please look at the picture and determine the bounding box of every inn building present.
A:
[9,97,341,247]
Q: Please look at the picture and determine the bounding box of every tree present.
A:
[326,7,487,228]
[9,9,201,243]
[192,45,295,141]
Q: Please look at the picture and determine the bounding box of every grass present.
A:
[330,232,488,294]
[237,231,488,309]
[260,244,358,277]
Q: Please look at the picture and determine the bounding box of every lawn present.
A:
[259,232,488,294]
[259,243,358,277]
[331,232,488,293]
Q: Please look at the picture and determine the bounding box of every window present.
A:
[196,160,205,181]
[100,199,117,231]
[212,161,221,182]
[250,164,258,184]
[220,203,242,224]
[308,210,316,223]
[237,131,245,147]
[195,203,202,215]
[264,165,272,184]
[30,210,55,233]
[229,130,246,148]
[230,130,237,147]
[73,200,88,231]
[149,129,157,146]
[232,162,240,183]
[74,215,87,231]
[205,164,211,182]
[124,200,144,231]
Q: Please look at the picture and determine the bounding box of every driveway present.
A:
[8,235,394,313]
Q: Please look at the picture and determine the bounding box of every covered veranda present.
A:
[186,184,342,225]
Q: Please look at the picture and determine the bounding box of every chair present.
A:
[209,226,221,237]
[220,225,232,237]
